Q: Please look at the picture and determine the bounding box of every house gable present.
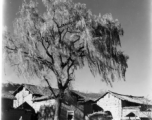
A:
[13,87,34,109]
[97,91,152,120]
[97,92,122,120]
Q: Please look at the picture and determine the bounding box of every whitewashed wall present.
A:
[13,87,33,108]
[97,93,122,120]
[13,87,56,112]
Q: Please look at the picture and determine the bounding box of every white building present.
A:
[97,91,152,120]
[13,84,56,112]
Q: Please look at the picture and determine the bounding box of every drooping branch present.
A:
[52,9,61,30]
[42,38,54,64]
[5,46,17,52]
[44,76,57,98]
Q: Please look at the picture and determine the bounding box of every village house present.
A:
[13,84,56,112]
[12,84,104,120]
[2,83,20,110]
[3,83,151,120]
[2,84,36,120]
[97,91,152,120]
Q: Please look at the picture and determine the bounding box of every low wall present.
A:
[88,112,112,120]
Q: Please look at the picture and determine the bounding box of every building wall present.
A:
[13,87,56,112]
[14,87,33,109]
[122,107,140,119]
[84,102,93,116]
[97,93,122,120]
[35,100,84,120]
[2,98,14,110]
[61,103,84,120]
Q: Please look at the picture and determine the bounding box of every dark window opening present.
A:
[67,111,74,120]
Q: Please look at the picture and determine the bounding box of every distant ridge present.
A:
[2,83,21,93]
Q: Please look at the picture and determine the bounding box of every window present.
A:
[67,111,74,120]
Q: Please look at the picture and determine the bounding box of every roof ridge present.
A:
[23,84,58,90]
[23,83,42,87]
[108,90,144,98]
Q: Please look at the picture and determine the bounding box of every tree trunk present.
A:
[54,78,65,120]
[54,98,61,120]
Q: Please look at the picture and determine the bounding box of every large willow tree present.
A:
[4,0,128,120]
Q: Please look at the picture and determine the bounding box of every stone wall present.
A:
[97,93,122,120]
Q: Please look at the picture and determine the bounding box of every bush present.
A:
[38,105,55,120]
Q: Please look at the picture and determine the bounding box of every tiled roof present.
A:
[71,90,105,102]
[106,91,152,105]
[33,95,53,101]
[14,84,58,96]
[33,90,103,102]
[2,91,16,100]
[24,84,59,96]
[14,84,104,102]
[13,84,151,106]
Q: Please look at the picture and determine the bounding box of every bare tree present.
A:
[3,0,128,120]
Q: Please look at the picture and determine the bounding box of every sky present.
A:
[2,0,152,98]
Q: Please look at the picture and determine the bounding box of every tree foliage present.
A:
[4,0,128,87]
[3,0,128,119]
